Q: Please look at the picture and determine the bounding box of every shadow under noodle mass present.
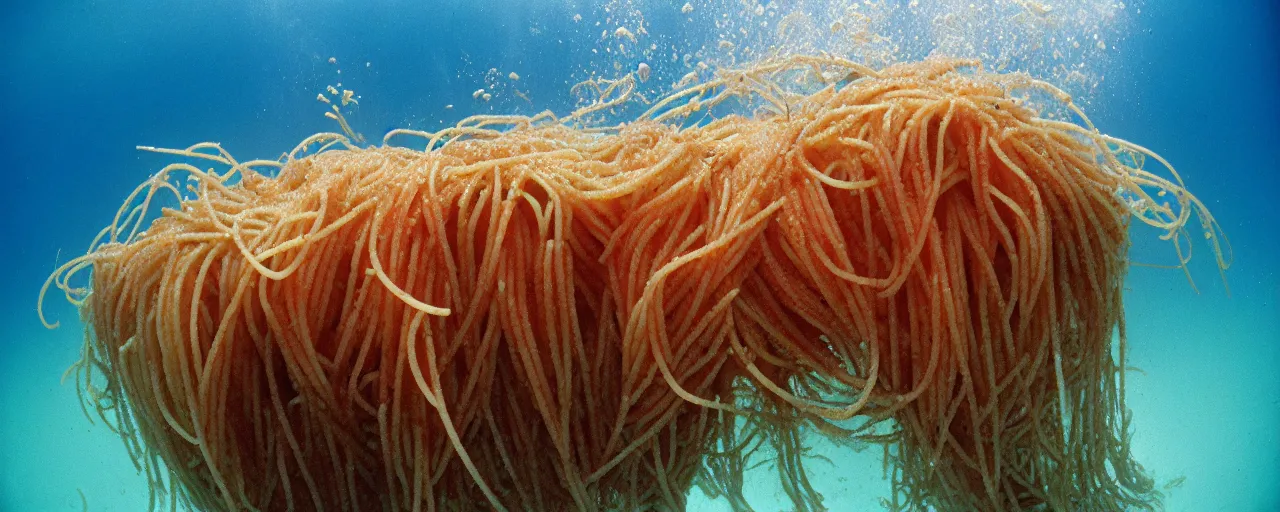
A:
[39,56,1227,511]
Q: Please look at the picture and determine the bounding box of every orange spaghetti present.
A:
[40,57,1226,511]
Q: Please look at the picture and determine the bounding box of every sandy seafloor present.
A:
[1,1,1276,510]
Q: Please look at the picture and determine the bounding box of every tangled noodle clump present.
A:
[42,56,1226,511]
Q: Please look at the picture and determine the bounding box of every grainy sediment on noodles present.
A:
[41,58,1226,511]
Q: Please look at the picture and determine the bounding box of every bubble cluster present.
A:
[552,0,1134,119]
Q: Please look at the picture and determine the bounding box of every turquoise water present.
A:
[1,1,1276,510]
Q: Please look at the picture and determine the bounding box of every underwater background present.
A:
[1,0,1276,510]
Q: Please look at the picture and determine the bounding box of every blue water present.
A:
[1,1,1276,510]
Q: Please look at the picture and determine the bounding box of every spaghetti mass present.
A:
[40,57,1226,511]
